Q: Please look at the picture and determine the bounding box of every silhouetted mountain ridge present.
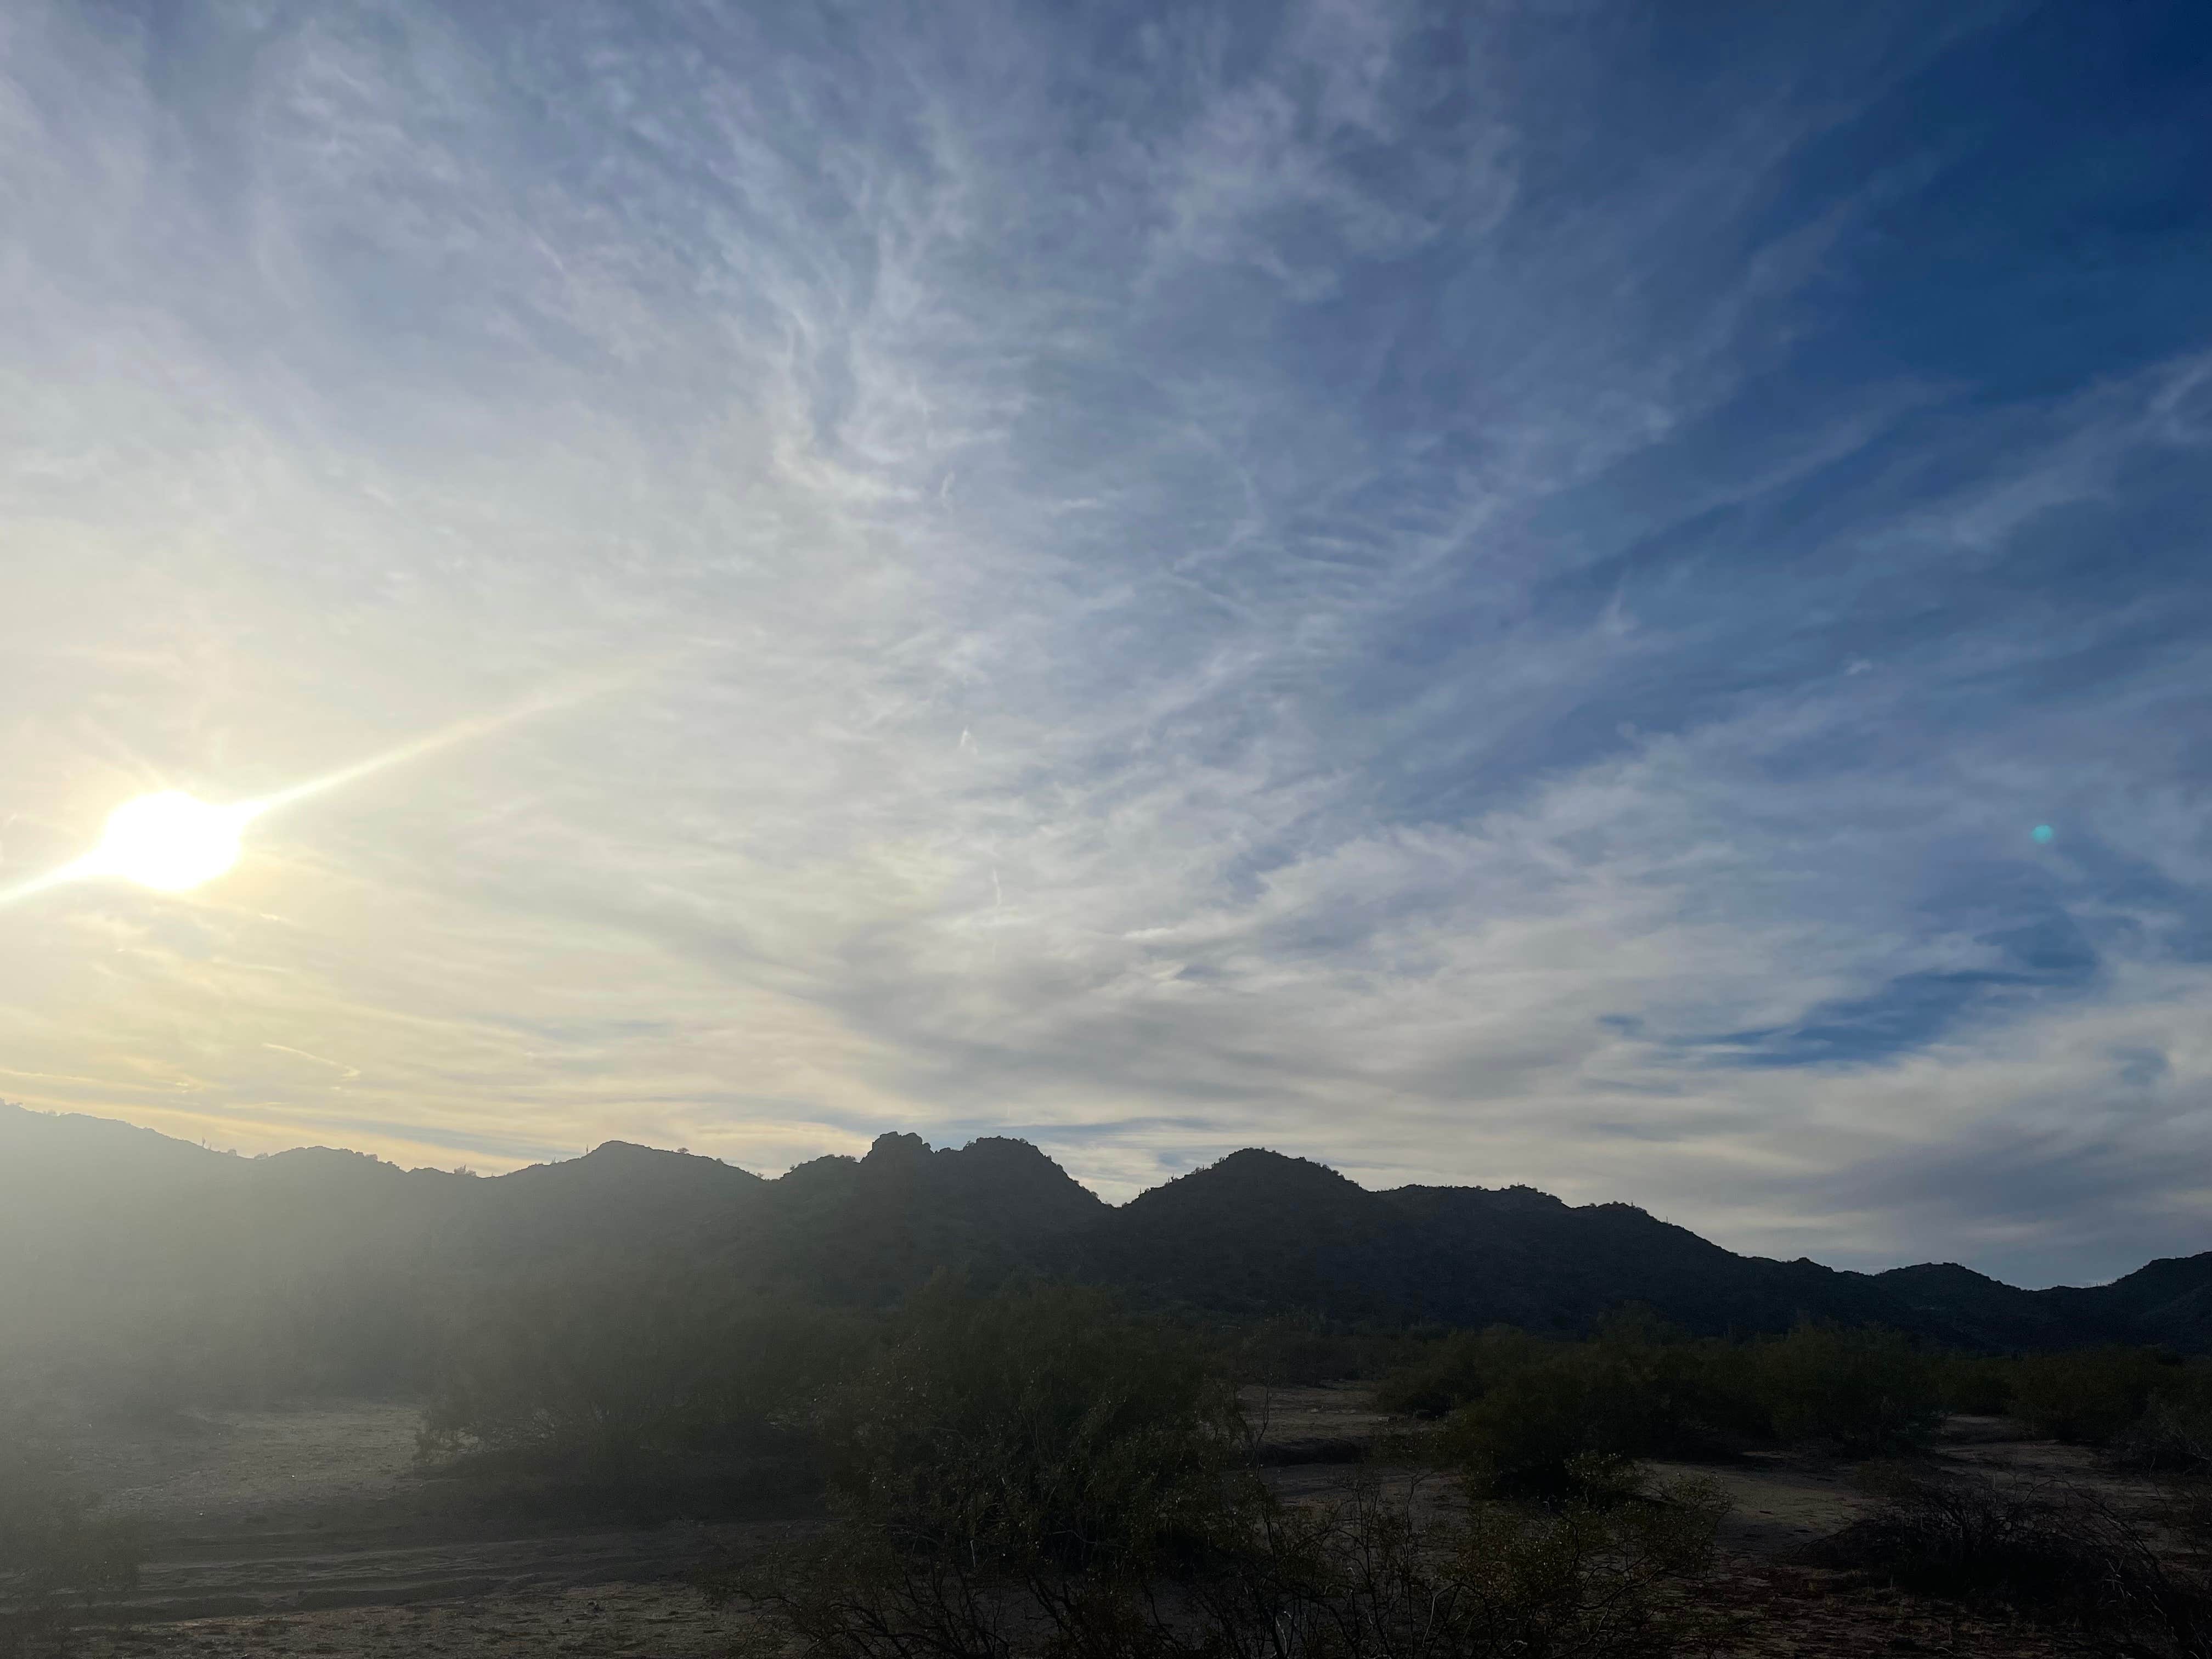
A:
[2,1104,2207,1393]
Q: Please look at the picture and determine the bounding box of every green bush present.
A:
[1437,1364,1610,1498]
[708,1285,1731,1659]
[1393,1313,1945,1482]
[2111,1364,2212,1475]
[706,1280,1254,1659]
[1179,1470,1728,1659]
[1444,1475,1730,1658]
[2008,1346,2186,1444]
[1372,1325,1550,1418]
[418,1267,863,1488]
[1812,1465,2211,1656]
[1227,1318,1426,1390]
[1430,1313,1762,1494]
[809,1278,1242,1571]
[1931,1352,2015,1417]
[1746,1322,1940,1451]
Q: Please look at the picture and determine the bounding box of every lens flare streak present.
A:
[0,672,637,909]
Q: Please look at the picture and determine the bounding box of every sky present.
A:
[2,1,2208,1288]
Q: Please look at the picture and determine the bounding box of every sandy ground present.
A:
[80,1581,742,1658]
[1250,1384,1881,1557]
[37,1401,778,1657]
[67,1402,428,1535]
[35,1393,2199,1658]
[1243,1380,1398,1460]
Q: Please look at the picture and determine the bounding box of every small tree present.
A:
[706,1283,1731,1659]
[1750,1322,1940,1451]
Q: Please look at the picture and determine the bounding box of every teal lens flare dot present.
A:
[2032,825,2055,844]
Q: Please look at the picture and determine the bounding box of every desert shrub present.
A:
[1228,1319,1429,1390]
[1379,1316,2212,1469]
[2117,1402,2212,1477]
[1745,1322,1940,1451]
[1812,1465,2211,1658]
[2167,1469,2212,1560]
[1432,1314,1754,1495]
[1177,1470,1728,1659]
[1381,1319,2212,1466]
[2111,1367,2212,1479]
[706,1280,1250,1658]
[1441,1475,1730,1658]
[808,1278,1242,1571]
[2009,1346,2188,1444]
[709,1284,1731,1659]
[1931,1352,2016,1417]
[724,1474,1726,1659]
[0,1415,142,1658]
[1435,1368,1579,1498]
[1373,1325,1550,1419]
[419,1267,862,1491]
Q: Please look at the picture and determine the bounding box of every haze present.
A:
[2,2,2207,1288]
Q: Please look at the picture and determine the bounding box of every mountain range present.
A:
[3,1102,2207,1402]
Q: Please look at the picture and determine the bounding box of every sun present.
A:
[0,675,632,911]
[94,792,248,892]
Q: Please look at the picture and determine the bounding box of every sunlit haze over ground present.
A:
[2,3,2207,1286]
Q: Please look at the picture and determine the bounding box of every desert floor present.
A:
[46,1387,2181,1657]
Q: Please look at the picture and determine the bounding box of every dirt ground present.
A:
[43,1402,770,1655]
[1251,1383,1886,1556]
[39,1392,2198,1658]
[79,1581,741,1659]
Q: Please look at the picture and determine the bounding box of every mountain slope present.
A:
[1054,1150,2210,1352]
[0,1103,240,1253]
[737,1132,1110,1303]
[3,1103,2207,1398]
[1063,1150,1401,1315]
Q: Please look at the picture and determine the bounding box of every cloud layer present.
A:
[3,1,2208,1284]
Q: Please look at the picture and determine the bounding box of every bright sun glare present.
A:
[95,791,247,892]
[0,675,635,910]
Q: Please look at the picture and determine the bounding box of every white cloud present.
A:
[0,0,2203,1287]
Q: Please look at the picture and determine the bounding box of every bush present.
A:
[1181,1470,1728,1659]
[1442,1475,1730,1658]
[1746,1322,1940,1451]
[0,1416,142,1658]
[725,1473,1728,1659]
[1430,1313,1761,1495]
[1373,1325,1550,1419]
[2008,1346,2186,1444]
[1812,1465,2211,1657]
[417,1267,864,1502]
[1439,1366,1641,1498]
[1381,1311,1946,1477]
[2116,1398,2212,1475]
[1227,1319,1426,1390]
[1378,1320,2212,1468]
[706,1280,1251,1659]
[1931,1352,2016,1417]
[807,1278,1242,1573]
[709,1285,1731,1659]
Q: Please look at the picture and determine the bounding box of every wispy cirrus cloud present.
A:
[2,0,2207,1285]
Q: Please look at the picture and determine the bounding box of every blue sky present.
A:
[2,1,2207,1285]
